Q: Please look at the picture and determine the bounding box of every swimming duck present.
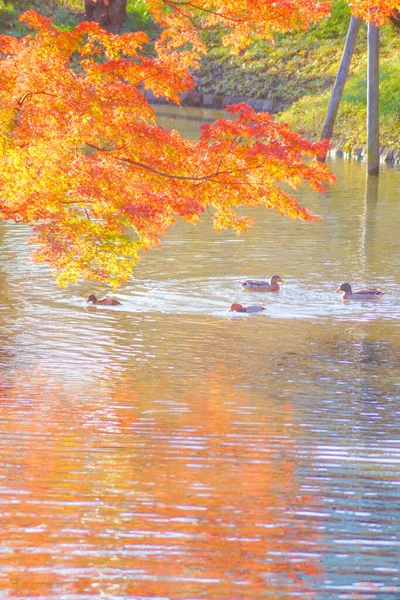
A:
[240,275,283,292]
[336,283,385,300]
[86,294,122,306]
[229,303,266,313]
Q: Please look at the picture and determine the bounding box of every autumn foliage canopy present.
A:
[0,3,337,287]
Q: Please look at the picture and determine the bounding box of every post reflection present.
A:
[360,174,379,265]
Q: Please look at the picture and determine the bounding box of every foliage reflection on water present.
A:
[0,106,399,599]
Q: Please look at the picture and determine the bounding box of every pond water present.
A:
[0,106,399,600]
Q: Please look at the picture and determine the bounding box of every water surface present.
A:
[0,106,399,599]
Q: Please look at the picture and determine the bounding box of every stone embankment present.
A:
[144,90,400,165]
[144,88,281,113]
[327,145,400,165]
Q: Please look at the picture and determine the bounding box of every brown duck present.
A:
[86,294,122,306]
[240,274,284,292]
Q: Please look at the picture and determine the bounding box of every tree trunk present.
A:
[318,16,362,161]
[85,0,127,33]
[389,10,400,29]
[367,23,379,176]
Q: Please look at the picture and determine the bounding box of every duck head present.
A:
[270,275,284,284]
[229,303,245,312]
[336,283,352,293]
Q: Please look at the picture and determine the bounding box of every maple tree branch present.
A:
[162,0,205,30]
[206,205,216,218]
[17,91,58,107]
[213,136,243,174]
[86,142,238,181]
[121,155,220,181]
[86,143,268,186]
[60,200,94,205]
[162,0,243,25]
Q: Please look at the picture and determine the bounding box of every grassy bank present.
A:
[1,0,399,148]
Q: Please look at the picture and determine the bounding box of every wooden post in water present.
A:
[319,17,362,161]
[367,23,380,175]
